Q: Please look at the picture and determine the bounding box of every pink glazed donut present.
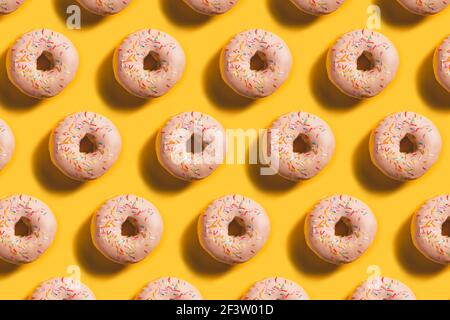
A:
[0,195,57,264]
[0,119,15,171]
[92,194,164,264]
[370,111,442,181]
[76,0,132,15]
[183,0,239,15]
[268,111,335,181]
[30,277,95,300]
[305,195,377,264]
[221,29,292,98]
[327,29,399,99]
[289,0,345,15]
[242,277,309,300]
[412,195,450,265]
[136,277,203,300]
[397,0,448,15]
[0,0,24,14]
[114,29,186,98]
[350,277,416,300]
[7,29,79,99]
[157,111,226,181]
[198,194,270,265]
[50,111,122,181]
[434,35,450,92]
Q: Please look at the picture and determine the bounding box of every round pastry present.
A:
[327,29,399,99]
[50,111,122,181]
[157,111,226,181]
[0,119,15,171]
[0,0,24,14]
[242,277,309,300]
[76,0,132,15]
[350,276,416,300]
[305,195,377,264]
[114,29,186,98]
[370,111,442,181]
[0,195,57,264]
[183,0,238,15]
[92,194,164,264]
[268,111,335,181]
[434,35,450,92]
[221,29,292,98]
[136,277,203,300]
[289,0,345,15]
[412,195,450,265]
[30,277,95,300]
[396,0,448,15]
[198,194,270,265]
[7,29,79,99]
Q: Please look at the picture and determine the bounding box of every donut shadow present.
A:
[310,50,361,111]
[96,50,149,111]
[267,0,318,26]
[203,49,255,111]
[181,216,232,276]
[395,216,445,275]
[159,0,211,27]
[75,216,126,275]
[417,50,450,110]
[32,132,84,193]
[139,131,190,193]
[289,215,340,276]
[53,0,104,27]
[0,50,41,111]
[352,132,404,193]
[0,260,20,276]
[375,0,424,27]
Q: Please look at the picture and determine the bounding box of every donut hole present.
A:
[293,134,311,154]
[357,51,375,71]
[186,134,207,154]
[228,217,246,237]
[37,51,55,71]
[250,51,268,71]
[400,134,418,154]
[335,217,353,237]
[144,51,161,71]
[121,217,139,237]
[79,134,97,154]
[442,217,450,237]
[15,217,32,237]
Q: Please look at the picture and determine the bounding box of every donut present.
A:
[242,277,309,300]
[0,0,24,14]
[0,119,15,171]
[370,111,442,181]
[434,35,450,92]
[0,195,57,264]
[157,111,226,181]
[412,195,450,265]
[327,29,399,99]
[289,0,345,15]
[136,277,203,300]
[76,0,132,15]
[350,277,416,300]
[92,194,164,264]
[268,111,335,181]
[221,29,292,99]
[30,277,95,300]
[198,194,270,265]
[114,29,186,99]
[50,111,122,181]
[7,29,79,99]
[183,0,238,15]
[305,195,377,264]
[396,0,448,15]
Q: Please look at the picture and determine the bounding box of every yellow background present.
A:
[0,0,448,300]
